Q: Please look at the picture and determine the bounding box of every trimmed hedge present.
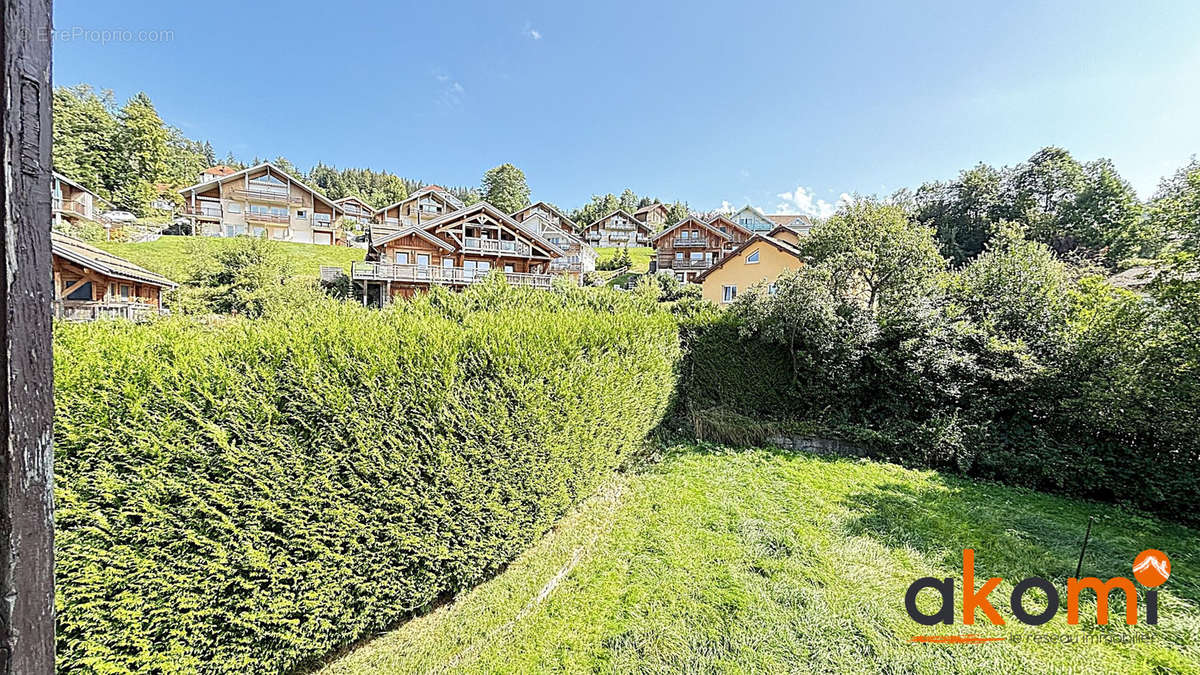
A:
[54,287,679,673]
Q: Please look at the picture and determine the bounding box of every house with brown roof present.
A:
[650,215,751,283]
[334,195,376,228]
[52,231,177,321]
[580,209,654,248]
[197,165,238,183]
[695,225,806,304]
[52,172,112,228]
[633,202,670,230]
[511,202,596,281]
[178,162,346,245]
[374,185,465,236]
[352,201,567,304]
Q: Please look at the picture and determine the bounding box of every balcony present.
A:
[463,237,532,256]
[53,199,89,217]
[665,258,713,270]
[351,262,553,289]
[54,300,165,323]
[245,211,291,225]
[185,204,222,219]
[229,187,304,205]
[606,232,630,241]
[673,238,708,248]
[608,221,636,231]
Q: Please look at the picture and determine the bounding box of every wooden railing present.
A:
[351,262,553,289]
[673,238,708,247]
[245,211,291,224]
[664,258,713,270]
[185,204,222,218]
[463,237,532,256]
[53,301,164,322]
[53,199,89,216]
[229,187,304,205]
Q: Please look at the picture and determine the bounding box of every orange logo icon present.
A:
[1133,549,1170,587]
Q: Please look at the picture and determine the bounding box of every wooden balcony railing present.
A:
[229,187,304,205]
[463,237,532,256]
[53,199,89,217]
[54,301,164,323]
[351,262,553,289]
[245,211,291,224]
[185,204,222,219]
[664,258,713,270]
[673,238,708,247]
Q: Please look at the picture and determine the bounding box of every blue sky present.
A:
[53,0,1200,216]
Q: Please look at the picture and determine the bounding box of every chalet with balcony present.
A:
[52,172,111,227]
[728,205,813,233]
[580,209,654,248]
[353,201,567,304]
[334,195,376,228]
[633,202,670,230]
[374,185,464,238]
[51,231,177,322]
[178,162,345,245]
[650,215,746,282]
[512,202,596,280]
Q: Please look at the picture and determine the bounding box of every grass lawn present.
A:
[95,235,365,282]
[596,246,655,274]
[323,444,1200,674]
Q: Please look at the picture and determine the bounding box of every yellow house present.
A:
[695,225,805,305]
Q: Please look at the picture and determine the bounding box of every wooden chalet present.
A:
[51,231,177,321]
[352,201,567,304]
[511,202,597,280]
[580,208,654,248]
[333,195,376,228]
[373,185,464,235]
[650,215,752,283]
[633,202,670,230]
[178,162,346,245]
[52,172,111,227]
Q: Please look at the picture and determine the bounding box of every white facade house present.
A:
[728,205,813,234]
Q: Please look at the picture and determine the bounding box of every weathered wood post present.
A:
[1,0,57,672]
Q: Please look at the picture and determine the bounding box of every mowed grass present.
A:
[323,444,1200,674]
[95,235,365,282]
[596,246,655,273]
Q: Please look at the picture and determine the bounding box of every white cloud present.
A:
[523,22,542,40]
[432,70,465,107]
[715,200,733,214]
[773,185,850,219]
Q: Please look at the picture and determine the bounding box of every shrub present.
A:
[54,285,680,673]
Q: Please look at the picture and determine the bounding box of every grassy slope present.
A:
[95,235,365,282]
[596,246,655,274]
[324,445,1200,674]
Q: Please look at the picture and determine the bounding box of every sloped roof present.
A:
[202,165,238,176]
[375,184,465,216]
[511,201,579,231]
[52,231,177,288]
[373,201,564,256]
[766,213,813,228]
[587,208,654,233]
[693,233,803,283]
[634,202,668,216]
[707,214,753,238]
[651,215,731,242]
[178,162,342,212]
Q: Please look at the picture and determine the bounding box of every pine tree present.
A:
[480,163,531,213]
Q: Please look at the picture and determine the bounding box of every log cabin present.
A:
[511,202,597,281]
[352,201,568,304]
[580,209,654,248]
[650,215,752,283]
[178,162,346,245]
[51,231,177,321]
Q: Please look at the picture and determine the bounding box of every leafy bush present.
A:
[679,207,1200,524]
[54,283,680,673]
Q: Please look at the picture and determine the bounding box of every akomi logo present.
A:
[905,549,1170,641]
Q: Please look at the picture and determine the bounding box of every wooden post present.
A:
[1,0,56,672]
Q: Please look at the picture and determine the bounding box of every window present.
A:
[675,252,684,260]
[120,285,132,300]
[251,226,266,237]
[270,228,288,240]
[63,280,92,301]
[722,285,737,303]
[676,273,685,282]
[503,264,515,273]
[296,210,307,219]
[691,230,699,239]
[224,224,246,237]
[395,252,409,265]
[690,252,704,261]
[416,254,430,267]
[227,202,241,213]
[746,250,760,264]
[442,257,455,268]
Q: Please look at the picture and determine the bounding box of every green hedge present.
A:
[54,287,679,673]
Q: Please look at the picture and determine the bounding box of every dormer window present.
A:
[746,250,760,264]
